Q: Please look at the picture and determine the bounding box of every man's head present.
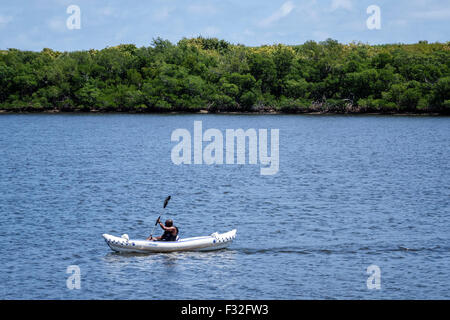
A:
[165,219,173,227]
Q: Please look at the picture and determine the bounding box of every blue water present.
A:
[0,114,449,299]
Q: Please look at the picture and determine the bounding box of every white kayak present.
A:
[103,229,237,253]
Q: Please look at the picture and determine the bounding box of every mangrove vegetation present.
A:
[0,38,449,114]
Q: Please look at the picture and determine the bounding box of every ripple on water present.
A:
[0,114,449,299]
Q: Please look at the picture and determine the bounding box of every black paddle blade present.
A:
[163,195,171,208]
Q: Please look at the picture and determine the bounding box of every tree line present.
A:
[0,37,449,114]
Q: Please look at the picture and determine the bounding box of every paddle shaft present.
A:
[149,217,161,238]
[150,196,171,238]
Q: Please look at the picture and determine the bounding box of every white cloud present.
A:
[243,29,255,36]
[297,0,320,22]
[101,7,114,17]
[115,26,130,42]
[313,30,331,41]
[0,15,13,26]
[410,8,450,20]
[203,26,220,37]
[47,17,66,33]
[153,6,175,21]
[389,19,408,27]
[187,4,217,15]
[330,0,353,11]
[259,1,295,27]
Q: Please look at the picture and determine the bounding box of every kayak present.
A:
[102,229,237,253]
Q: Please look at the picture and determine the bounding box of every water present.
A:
[0,114,449,299]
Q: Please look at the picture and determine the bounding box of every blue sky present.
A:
[0,0,449,51]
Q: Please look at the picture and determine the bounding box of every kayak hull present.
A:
[103,229,237,253]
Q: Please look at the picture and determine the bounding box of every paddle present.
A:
[149,195,171,239]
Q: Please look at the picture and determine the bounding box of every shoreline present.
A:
[0,109,447,116]
[1,39,448,119]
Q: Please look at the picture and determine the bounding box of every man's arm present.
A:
[158,221,176,233]
[146,235,162,241]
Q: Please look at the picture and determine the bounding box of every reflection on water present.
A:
[102,249,237,275]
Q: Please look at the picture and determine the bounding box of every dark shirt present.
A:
[161,226,179,241]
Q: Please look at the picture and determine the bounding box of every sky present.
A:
[0,0,449,51]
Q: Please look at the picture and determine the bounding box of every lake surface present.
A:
[0,114,449,299]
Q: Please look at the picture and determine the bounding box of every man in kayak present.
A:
[147,218,179,241]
